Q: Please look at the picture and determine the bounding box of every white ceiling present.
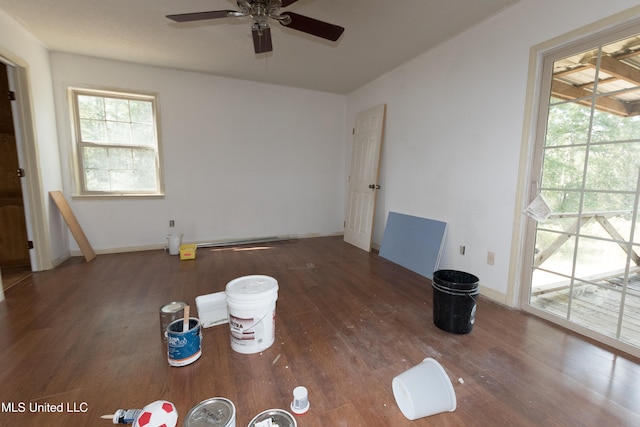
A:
[0,0,521,94]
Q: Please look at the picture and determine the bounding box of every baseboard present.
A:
[479,284,509,305]
[69,232,346,257]
[71,243,166,257]
[51,253,71,268]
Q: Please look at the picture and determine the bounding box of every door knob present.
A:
[368,184,381,189]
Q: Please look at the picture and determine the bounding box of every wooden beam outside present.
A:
[595,215,640,266]
[589,55,640,87]
[626,101,640,116]
[534,215,594,268]
[551,79,630,116]
[552,54,640,117]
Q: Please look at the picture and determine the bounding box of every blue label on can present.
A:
[167,318,202,366]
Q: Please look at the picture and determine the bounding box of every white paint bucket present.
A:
[225,275,278,354]
[167,233,183,255]
[392,358,456,420]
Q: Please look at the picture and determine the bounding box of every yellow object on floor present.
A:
[179,244,197,260]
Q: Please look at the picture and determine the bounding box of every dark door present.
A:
[0,62,31,277]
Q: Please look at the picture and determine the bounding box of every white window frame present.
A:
[69,87,164,197]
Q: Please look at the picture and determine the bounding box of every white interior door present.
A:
[344,104,386,251]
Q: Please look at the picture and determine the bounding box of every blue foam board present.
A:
[379,212,447,279]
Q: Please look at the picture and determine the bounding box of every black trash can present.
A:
[432,270,479,334]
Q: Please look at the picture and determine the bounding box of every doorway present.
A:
[344,104,386,252]
[522,27,640,356]
[0,61,31,291]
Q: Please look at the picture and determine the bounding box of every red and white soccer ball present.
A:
[133,400,178,427]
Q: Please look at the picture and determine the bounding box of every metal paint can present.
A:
[183,398,236,427]
[247,409,297,427]
[167,317,202,366]
[160,301,188,341]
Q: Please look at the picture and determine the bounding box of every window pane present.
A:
[108,147,133,170]
[545,101,591,147]
[541,189,581,213]
[85,169,110,191]
[533,231,576,277]
[134,148,157,171]
[569,280,621,339]
[575,237,628,278]
[135,169,158,191]
[621,293,640,347]
[131,123,155,146]
[592,104,640,143]
[107,121,132,145]
[83,146,108,169]
[110,170,136,191]
[130,100,153,123]
[603,213,638,245]
[105,97,130,122]
[541,146,587,190]
[530,270,570,317]
[585,142,640,192]
[80,119,107,143]
[77,95,105,120]
[583,192,636,214]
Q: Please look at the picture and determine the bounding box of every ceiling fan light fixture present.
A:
[270,14,292,25]
[267,0,283,16]
[237,0,253,14]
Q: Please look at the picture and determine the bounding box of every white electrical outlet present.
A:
[487,251,495,265]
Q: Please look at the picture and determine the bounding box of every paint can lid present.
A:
[226,275,278,301]
[248,409,297,427]
[183,398,235,427]
[161,301,188,314]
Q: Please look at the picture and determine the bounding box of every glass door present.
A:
[525,31,640,352]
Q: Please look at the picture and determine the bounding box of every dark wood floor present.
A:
[0,236,638,426]
[1,265,31,292]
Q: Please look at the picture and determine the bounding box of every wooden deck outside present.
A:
[531,272,640,347]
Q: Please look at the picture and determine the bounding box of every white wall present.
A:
[50,54,346,252]
[346,0,640,302]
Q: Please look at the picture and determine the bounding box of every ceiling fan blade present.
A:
[252,26,273,54]
[279,12,344,42]
[281,0,299,7]
[166,10,239,23]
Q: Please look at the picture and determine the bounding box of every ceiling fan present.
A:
[166,0,345,54]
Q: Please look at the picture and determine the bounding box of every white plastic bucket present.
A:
[392,358,456,420]
[167,233,183,255]
[225,275,278,354]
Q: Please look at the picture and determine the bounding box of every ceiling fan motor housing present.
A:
[238,0,290,27]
